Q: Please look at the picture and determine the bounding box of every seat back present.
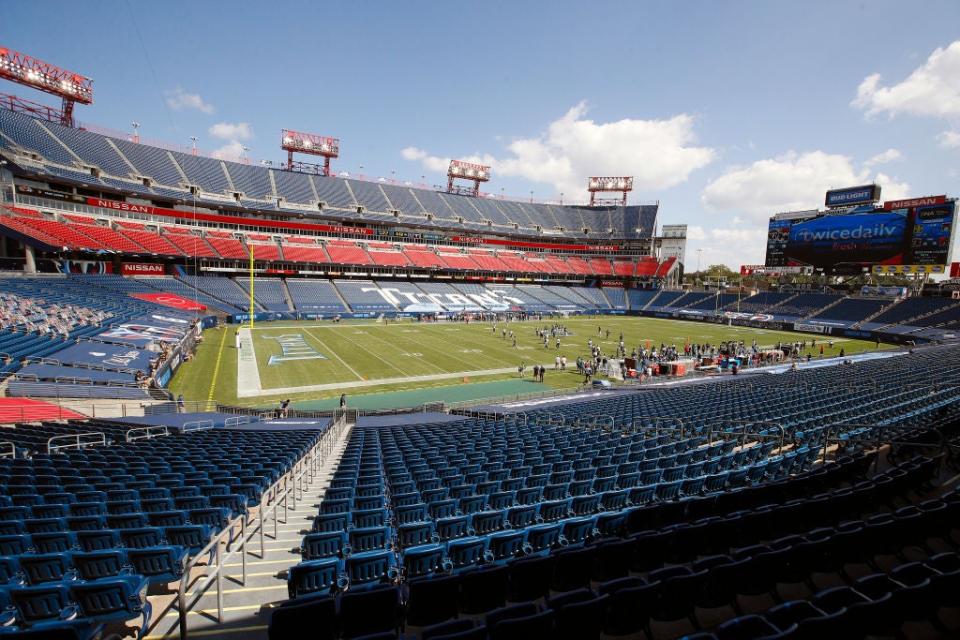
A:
[120,527,163,549]
[20,553,72,586]
[302,531,347,560]
[352,508,386,529]
[396,522,434,550]
[346,550,394,586]
[73,550,127,581]
[403,544,445,579]
[435,515,469,541]
[312,512,350,533]
[525,524,561,554]
[459,495,487,515]
[71,577,144,619]
[30,531,75,554]
[11,584,71,624]
[447,537,487,572]
[394,503,428,525]
[349,526,388,553]
[126,546,185,583]
[288,558,339,599]
[560,517,596,547]
[77,529,121,552]
[487,531,524,562]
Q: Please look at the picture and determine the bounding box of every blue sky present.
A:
[3,0,960,268]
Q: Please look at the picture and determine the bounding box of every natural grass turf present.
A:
[168,316,889,408]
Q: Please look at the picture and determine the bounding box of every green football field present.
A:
[168,316,889,409]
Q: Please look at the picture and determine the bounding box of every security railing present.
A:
[125,425,169,442]
[181,420,215,432]
[46,431,106,454]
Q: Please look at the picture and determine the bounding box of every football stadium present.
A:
[0,4,959,639]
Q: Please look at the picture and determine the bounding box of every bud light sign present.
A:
[825,184,880,208]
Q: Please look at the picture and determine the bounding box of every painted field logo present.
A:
[266,334,327,366]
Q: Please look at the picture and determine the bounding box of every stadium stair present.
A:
[801,295,845,320]
[145,418,356,639]
[280,279,296,312]
[766,292,799,313]
[899,300,960,327]
[856,297,904,328]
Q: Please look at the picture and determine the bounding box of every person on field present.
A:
[339,394,347,408]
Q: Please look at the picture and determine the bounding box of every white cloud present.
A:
[684,225,768,271]
[701,150,911,221]
[938,130,960,148]
[852,41,960,120]
[402,102,715,197]
[864,148,901,167]
[165,87,214,114]
[208,122,252,141]
[210,141,245,161]
[401,147,452,173]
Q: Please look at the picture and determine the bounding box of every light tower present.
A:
[281,129,339,176]
[447,160,491,197]
[0,47,93,127]
[588,176,633,206]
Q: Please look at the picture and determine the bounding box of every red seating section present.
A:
[403,248,446,268]
[166,233,217,258]
[655,256,676,277]
[368,248,410,267]
[119,228,182,255]
[326,242,372,265]
[280,242,329,264]
[0,206,678,277]
[250,243,280,261]
[590,257,614,276]
[564,256,593,275]
[72,222,145,253]
[206,236,248,259]
[437,252,479,270]
[0,216,63,246]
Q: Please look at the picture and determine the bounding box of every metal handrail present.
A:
[176,512,246,639]
[47,431,105,454]
[176,418,342,639]
[125,425,169,442]
[629,416,685,439]
[0,441,14,458]
[224,415,252,428]
[593,415,616,432]
[181,420,214,432]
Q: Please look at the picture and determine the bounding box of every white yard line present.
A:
[302,329,364,380]
[327,329,412,377]
[237,366,520,398]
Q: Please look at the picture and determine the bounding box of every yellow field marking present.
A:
[206,329,228,402]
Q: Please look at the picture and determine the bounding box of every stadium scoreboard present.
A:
[765,189,955,275]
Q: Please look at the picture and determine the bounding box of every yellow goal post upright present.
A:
[249,244,255,330]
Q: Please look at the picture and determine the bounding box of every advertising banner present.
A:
[872,265,946,275]
[122,263,165,276]
[766,199,955,274]
[825,184,881,208]
[130,292,206,311]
